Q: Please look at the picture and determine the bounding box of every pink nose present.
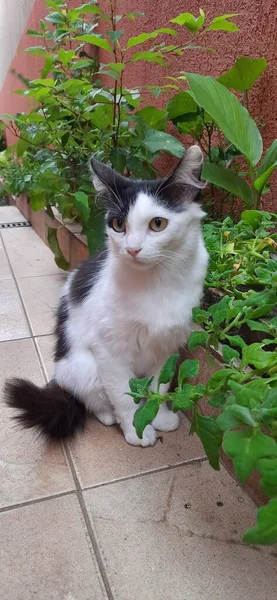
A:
[127,247,141,258]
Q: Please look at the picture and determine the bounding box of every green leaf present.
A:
[128,376,154,402]
[178,359,199,386]
[219,57,267,92]
[73,191,90,222]
[217,410,241,431]
[254,162,277,193]
[170,10,205,33]
[166,91,198,120]
[135,106,167,130]
[45,11,66,25]
[25,46,50,57]
[223,430,277,484]
[192,307,208,324]
[207,369,235,394]
[225,405,258,427]
[246,320,270,333]
[257,139,277,176]
[158,354,179,387]
[82,206,105,255]
[206,14,239,32]
[243,499,277,545]
[143,129,184,158]
[208,295,231,325]
[191,412,222,470]
[258,458,277,498]
[228,380,260,408]
[202,162,252,205]
[47,227,69,271]
[222,345,239,363]
[130,51,166,66]
[127,28,176,49]
[106,30,124,43]
[75,34,113,52]
[241,209,270,230]
[171,384,195,412]
[133,399,160,438]
[185,73,263,166]
[187,331,209,352]
[225,334,246,350]
[241,343,277,369]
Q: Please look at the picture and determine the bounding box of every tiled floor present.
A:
[0,206,276,600]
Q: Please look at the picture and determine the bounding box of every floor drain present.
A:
[0,221,31,229]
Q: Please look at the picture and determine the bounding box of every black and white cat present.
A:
[5,145,208,447]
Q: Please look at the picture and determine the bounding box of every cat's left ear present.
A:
[166,145,205,200]
[90,157,127,194]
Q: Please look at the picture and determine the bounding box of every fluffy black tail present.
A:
[4,379,87,440]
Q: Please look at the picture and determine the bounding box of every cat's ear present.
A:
[169,145,204,190]
[90,157,127,194]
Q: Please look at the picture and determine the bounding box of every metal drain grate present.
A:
[0,221,31,229]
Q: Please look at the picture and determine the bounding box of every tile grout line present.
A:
[0,489,76,514]
[64,442,116,600]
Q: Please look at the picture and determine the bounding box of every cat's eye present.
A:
[112,217,126,232]
[149,217,168,232]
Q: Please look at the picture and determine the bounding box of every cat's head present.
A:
[90,146,206,270]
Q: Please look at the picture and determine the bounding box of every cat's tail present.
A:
[4,378,87,440]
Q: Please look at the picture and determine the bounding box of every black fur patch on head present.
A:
[69,251,107,306]
[54,296,70,361]
[90,148,204,219]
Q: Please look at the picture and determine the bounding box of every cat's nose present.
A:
[126,247,141,258]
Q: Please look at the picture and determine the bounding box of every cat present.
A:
[4,145,208,447]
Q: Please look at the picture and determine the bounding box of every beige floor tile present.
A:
[0,206,27,224]
[35,334,55,380]
[0,495,108,600]
[1,227,61,277]
[18,274,66,335]
[0,234,13,279]
[84,463,277,600]
[0,278,30,341]
[0,339,74,507]
[69,414,206,489]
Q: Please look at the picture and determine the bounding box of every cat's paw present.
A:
[124,424,156,447]
[152,410,180,432]
[95,410,117,426]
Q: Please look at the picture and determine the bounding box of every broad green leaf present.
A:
[130,51,165,66]
[128,376,154,402]
[208,295,231,325]
[143,129,184,158]
[45,11,66,25]
[258,458,277,498]
[135,106,167,130]
[158,354,179,387]
[257,139,277,175]
[192,307,208,324]
[254,162,277,193]
[218,57,267,92]
[243,499,277,545]
[191,412,222,470]
[47,227,69,271]
[133,399,159,438]
[166,91,198,120]
[222,345,239,363]
[170,10,205,32]
[75,34,113,52]
[127,28,176,49]
[208,392,228,409]
[223,430,277,483]
[202,162,252,205]
[228,380,260,407]
[241,343,277,369]
[171,384,195,412]
[207,369,235,394]
[246,320,270,333]
[206,13,239,32]
[217,410,241,430]
[73,191,90,222]
[225,334,246,349]
[241,209,270,230]
[106,62,124,73]
[244,289,276,308]
[82,207,105,255]
[106,30,124,44]
[32,78,55,87]
[187,331,209,352]
[178,359,199,386]
[25,46,50,57]
[225,405,258,427]
[185,73,263,166]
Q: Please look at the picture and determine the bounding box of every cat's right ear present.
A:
[90,157,127,194]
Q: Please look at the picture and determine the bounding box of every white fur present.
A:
[55,190,208,446]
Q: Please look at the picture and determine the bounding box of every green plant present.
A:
[128,210,277,545]
[0,1,241,264]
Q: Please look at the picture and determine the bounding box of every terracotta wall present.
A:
[1,0,277,210]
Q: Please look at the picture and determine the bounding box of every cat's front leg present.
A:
[99,358,156,447]
[150,376,180,433]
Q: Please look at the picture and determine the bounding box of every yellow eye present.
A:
[112,217,125,232]
[149,217,168,232]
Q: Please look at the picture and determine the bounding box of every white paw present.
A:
[152,410,180,432]
[124,424,157,447]
[95,410,116,426]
